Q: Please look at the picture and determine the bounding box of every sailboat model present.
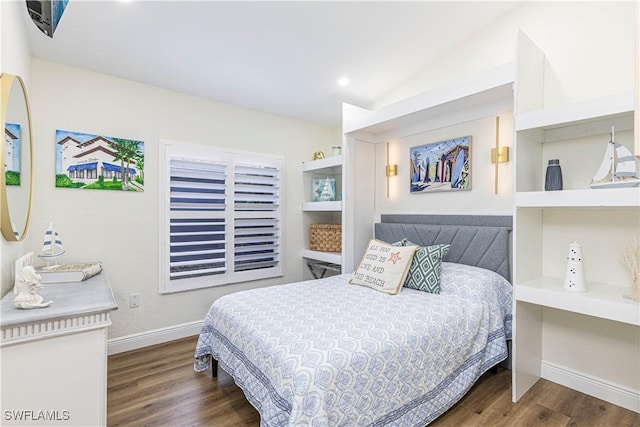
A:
[38,222,65,264]
[319,178,335,201]
[590,126,640,189]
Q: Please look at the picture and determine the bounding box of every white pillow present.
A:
[349,239,417,295]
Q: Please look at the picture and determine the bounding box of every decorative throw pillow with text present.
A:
[350,239,417,295]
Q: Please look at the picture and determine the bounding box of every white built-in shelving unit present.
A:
[515,276,639,326]
[512,30,640,413]
[514,188,638,208]
[301,155,343,270]
[341,62,515,273]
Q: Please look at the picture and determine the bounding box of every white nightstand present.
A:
[1,273,118,426]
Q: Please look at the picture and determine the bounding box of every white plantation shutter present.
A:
[169,159,227,280]
[160,141,284,293]
[234,163,281,273]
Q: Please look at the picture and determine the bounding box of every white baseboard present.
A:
[107,320,202,355]
[541,360,640,413]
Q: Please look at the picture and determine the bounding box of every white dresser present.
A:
[0,273,118,426]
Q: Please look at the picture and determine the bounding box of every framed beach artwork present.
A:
[312,177,336,202]
[410,136,471,193]
[4,122,21,186]
[55,130,145,191]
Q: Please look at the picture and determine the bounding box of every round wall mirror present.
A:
[1,73,33,241]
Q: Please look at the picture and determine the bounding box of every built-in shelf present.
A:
[515,188,640,208]
[302,154,344,273]
[302,201,342,211]
[302,249,342,265]
[302,155,342,173]
[511,29,639,412]
[515,276,639,326]
[515,91,634,133]
[343,62,514,136]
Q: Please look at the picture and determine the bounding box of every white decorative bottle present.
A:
[564,241,587,292]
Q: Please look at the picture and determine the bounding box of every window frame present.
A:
[159,139,285,294]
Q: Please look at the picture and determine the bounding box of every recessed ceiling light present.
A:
[338,77,350,87]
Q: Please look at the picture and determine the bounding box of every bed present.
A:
[194,215,513,426]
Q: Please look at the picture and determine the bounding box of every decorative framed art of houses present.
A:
[55,130,144,192]
[4,122,21,186]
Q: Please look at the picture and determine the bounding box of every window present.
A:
[159,140,284,293]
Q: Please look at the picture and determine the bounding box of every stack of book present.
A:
[36,262,103,284]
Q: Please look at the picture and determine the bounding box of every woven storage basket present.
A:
[310,224,342,252]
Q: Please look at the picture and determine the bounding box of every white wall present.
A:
[0,1,31,81]
[1,0,32,294]
[376,1,635,110]
[25,59,336,339]
[375,113,514,215]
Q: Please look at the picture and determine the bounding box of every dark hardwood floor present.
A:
[107,336,639,426]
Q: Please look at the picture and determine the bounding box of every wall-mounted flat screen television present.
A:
[26,0,69,37]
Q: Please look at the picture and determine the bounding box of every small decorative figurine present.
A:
[564,242,587,292]
[590,125,640,189]
[312,151,325,160]
[13,266,53,309]
[38,222,65,267]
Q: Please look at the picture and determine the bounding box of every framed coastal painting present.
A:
[409,136,471,193]
[55,129,145,191]
[4,122,21,186]
[312,177,336,202]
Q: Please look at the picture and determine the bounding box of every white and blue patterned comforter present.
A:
[194,262,512,426]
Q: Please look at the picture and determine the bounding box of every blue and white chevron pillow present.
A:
[393,239,450,293]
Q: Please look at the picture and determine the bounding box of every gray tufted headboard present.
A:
[375,214,512,282]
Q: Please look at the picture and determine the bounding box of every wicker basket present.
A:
[310,224,342,252]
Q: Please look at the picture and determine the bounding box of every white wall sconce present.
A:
[491,116,510,194]
[386,142,397,198]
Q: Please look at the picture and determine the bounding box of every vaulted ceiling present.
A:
[24,1,519,127]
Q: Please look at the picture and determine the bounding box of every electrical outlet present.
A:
[129,294,140,308]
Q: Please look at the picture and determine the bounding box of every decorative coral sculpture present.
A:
[623,238,640,302]
[13,266,53,309]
